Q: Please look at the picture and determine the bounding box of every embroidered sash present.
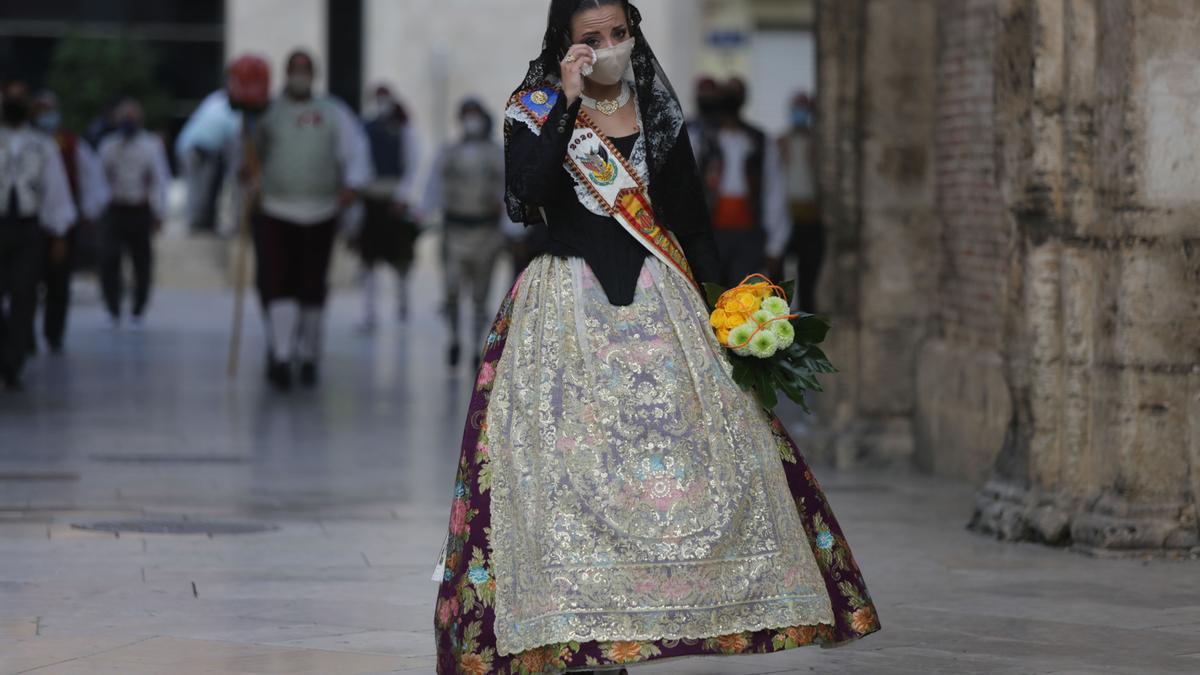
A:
[512,85,699,290]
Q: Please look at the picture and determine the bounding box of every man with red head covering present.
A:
[253,49,372,390]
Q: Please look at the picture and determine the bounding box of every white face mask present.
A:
[462,114,486,137]
[286,73,313,97]
[587,38,634,86]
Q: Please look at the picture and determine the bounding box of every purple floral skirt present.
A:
[435,259,880,674]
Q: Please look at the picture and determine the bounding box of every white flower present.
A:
[752,309,774,325]
[771,319,795,349]
[761,296,790,317]
[747,328,780,358]
[727,321,758,356]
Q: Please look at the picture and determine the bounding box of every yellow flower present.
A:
[716,327,731,345]
[709,308,729,329]
[746,282,774,300]
[721,310,746,329]
[732,290,760,314]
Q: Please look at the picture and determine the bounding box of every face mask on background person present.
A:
[1,98,28,126]
[117,118,138,137]
[697,96,721,118]
[791,107,811,130]
[35,111,60,133]
[286,73,313,98]
[721,91,745,118]
[462,113,487,138]
[587,39,635,86]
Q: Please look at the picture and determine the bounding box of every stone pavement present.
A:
[1,245,1199,674]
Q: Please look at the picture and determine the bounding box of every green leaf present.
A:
[779,279,796,303]
[793,315,831,345]
[802,346,838,373]
[755,367,778,409]
[795,393,811,413]
[702,282,728,309]
[730,356,754,391]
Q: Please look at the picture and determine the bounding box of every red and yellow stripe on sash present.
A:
[565,111,699,291]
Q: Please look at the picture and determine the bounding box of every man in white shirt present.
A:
[690,78,792,287]
[253,50,372,390]
[97,98,172,327]
[0,80,77,389]
[31,90,111,353]
[176,89,241,234]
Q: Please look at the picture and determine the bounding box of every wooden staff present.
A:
[227,123,260,377]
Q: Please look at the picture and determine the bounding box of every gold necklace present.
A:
[581,82,631,116]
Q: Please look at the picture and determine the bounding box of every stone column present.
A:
[970,0,1200,552]
[811,0,938,467]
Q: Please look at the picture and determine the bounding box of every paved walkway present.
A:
[1,246,1198,674]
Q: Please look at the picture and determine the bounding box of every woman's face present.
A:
[570,4,630,50]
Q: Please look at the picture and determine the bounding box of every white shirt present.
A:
[98,130,173,221]
[175,90,241,159]
[716,128,792,258]
[0,125,77,234]
[73,141,111,222]
[785,133,816,203]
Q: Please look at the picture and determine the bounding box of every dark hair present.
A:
[544,0,629,63]
[285,49,316,74]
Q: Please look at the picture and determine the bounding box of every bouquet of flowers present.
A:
[705,274,835,411]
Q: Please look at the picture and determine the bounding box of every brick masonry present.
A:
[935,0,1008,351]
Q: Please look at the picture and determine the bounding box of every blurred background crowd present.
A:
[0,0,816,392]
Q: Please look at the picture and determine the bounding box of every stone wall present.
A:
[810,0,938,468]
[816,0,1200,551]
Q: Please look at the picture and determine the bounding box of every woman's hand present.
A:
[560,44,595,106]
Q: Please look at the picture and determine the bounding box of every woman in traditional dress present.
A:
[434,2,880,672]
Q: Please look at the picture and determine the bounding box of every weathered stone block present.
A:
[914,340,1011,483]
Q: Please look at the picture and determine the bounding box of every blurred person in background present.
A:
[97,98,171,329]
[252,50,371,390]
[30,90,111,353]
[422,98,506,369]
[0,80,77,390]
[176,80,242,235]
[686,74,723,157]
[692,77,791,286]
[354,84,419,331]
[781,92,822,312]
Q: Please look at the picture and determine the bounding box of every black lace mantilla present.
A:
[503,1,685,224]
